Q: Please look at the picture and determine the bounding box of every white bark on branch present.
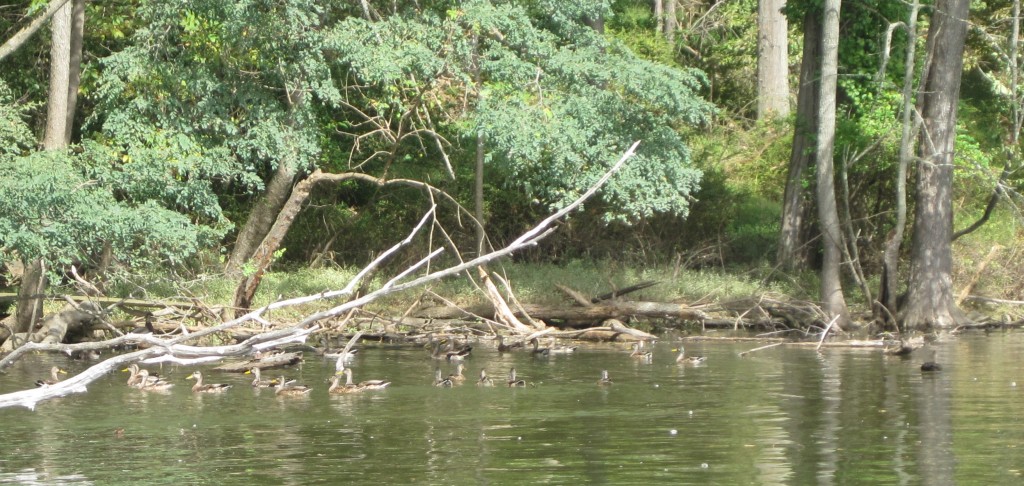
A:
[0,142,640,409]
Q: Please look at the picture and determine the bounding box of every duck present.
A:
[324,347,359,361]
[329,372,362,394]
[35,366,68,387]
[497,335,523,353]
[530,338,550,357]
[921,348,942,372]
[186,371,233,393]
[630,342,653,361]
[675,347,707,365]
[133,370,175,391]
[123,364,156,387]
[448,363,467,384]
[477,369,494,387]
[274,375,313,397]
[445,340,473,361]
[245,367,286,388]
[434,367,453,388]
[507,367,526,387]
[339,367,390,391]
[547,338,578,355]
[597,369,613,386]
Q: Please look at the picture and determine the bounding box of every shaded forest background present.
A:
[0,0,1022,336]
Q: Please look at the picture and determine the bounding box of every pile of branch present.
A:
[0,143,641,410]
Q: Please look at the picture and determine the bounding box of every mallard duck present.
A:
[324,347,359,361]
[477,369,494,387]
[434,367,453,388]
[497,335,523,353]
[597,369,613,386]
[675,347,707,365]
[530,339,550,357]
[35,366,68,387]
[328,373,358,394]
[547,338,577,355]
[245,367,285,388]
[186,371,232,393]
[134,369,175,391]
[275,375,313,397]
[507,367,526,387]
[921,349,942,372]
[448,363,467,384]
[445,340,472,361]
[339,367,390,391]
[630,342,653,361]
[123,364,156,387]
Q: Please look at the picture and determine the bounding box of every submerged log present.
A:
[213,351,304,372]
[416,301,706,325]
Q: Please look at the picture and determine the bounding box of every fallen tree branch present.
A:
[0,142,641,409]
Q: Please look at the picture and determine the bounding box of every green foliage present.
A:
[328,1,713,224]
[0,148,222,269]
[0,80,34,158]
[93,0,339,195]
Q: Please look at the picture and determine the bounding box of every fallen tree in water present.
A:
[0,143,642,410]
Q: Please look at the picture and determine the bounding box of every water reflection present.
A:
[2,333,1024,483]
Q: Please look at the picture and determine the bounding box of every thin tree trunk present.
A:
[654,0,664,34]
[63,0,85,144]
[815,0,849,327]
[902,0,971,331]
[665,0,676,43]
[18,1,73,334]
[42,2,71,150]
[879,0,921,327]
[777,11,821,271]
[225,91,305,277]
[757,0,790,119]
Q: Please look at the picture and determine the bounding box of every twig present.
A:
[738,342,783,357]
[816,315,840,352]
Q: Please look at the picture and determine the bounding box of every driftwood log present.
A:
[213,351,304,372]
[416,301,707,325]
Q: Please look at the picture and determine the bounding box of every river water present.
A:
[1,332,1022,484]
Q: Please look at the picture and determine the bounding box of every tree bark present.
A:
[777,10,822,271]
[17,2,73,334]
[902,0,971,331]
[225,91,305,277]
[757,0,790,119]
[879,0,922,326]
[654,0,664,35]
[42,2,71,150]
[63,0,85,144]
[815,0,849,327]
[14,260,45,334]
[664,0,676,43]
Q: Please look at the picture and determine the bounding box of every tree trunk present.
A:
[902,0,971,331]
[664,0,676,43]
[654,0,664,35]
[777,10,821,271]
[17,2,73,334]
[879,0,921,327]
[225,91,306,277]
[63,0,85,144]
[815,0,849,327]
[42,2,71,150]
[14,260,45,334]
[757,0,790,119]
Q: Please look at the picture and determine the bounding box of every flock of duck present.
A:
[32,336,708,397]
[428,337,706,388]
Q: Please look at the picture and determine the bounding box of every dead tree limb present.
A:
[0,142,641,409]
